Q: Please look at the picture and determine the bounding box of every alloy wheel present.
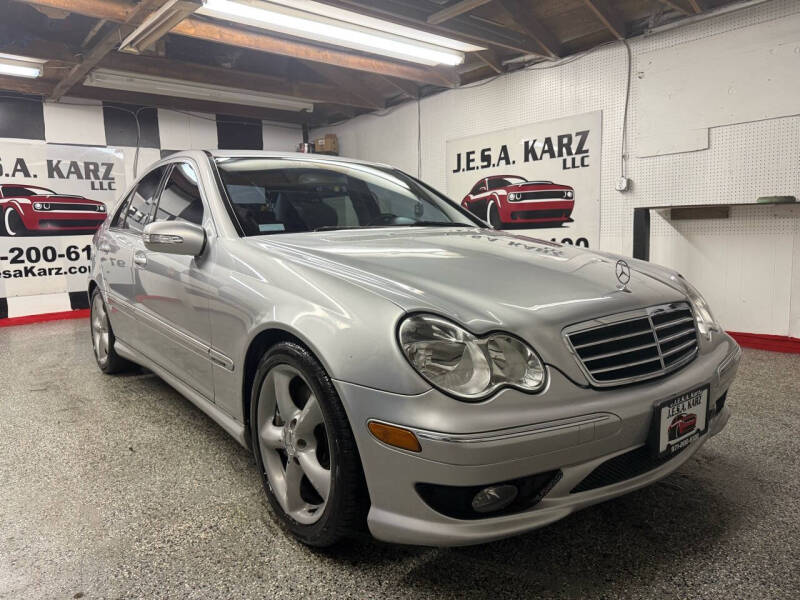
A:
[257,364,332,525]
[91,293,110,366]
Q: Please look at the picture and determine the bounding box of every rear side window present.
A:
[152,163,204,226]
[110,189,134,228]
[121,166,166,233]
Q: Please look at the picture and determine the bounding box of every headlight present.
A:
[398,314,546,400]
[33,202,42,210]
[565,190,573,199]
[683,281,719,340]
[97,205,106,212]
[508,193,517,200]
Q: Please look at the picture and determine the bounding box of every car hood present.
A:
[246,227,688,382]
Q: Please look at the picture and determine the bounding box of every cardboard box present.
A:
[314,133,339,154]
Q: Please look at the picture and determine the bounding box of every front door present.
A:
[131,161,215,401]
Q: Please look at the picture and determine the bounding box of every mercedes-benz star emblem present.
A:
[615,259,631,290]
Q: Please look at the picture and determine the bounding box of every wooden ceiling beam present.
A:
[582,0,627,40]
[380,76,420,99]
[0,75,55,96]
[656,0,692,16]
[427,0,492,25]
[476,49,503,74]
[302,62,387,109]
[496,0,562,58]
[46,0,176,100]
[102,53,385,109]
[315,0,547,57]
[687,0,704,13]
[15,0,460,87]
[0,36,386,109]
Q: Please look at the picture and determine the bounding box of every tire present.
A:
[250,341,368,547]
[487,201,502,229]
[3,207,30,237]
[90,287,133,374]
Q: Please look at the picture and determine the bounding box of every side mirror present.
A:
[143,221,206,256]
[477,186,487,193]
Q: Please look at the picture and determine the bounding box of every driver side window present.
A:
[121,166,167,233]
[471,180,486,195]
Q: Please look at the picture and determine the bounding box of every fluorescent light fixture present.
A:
[0,54,44,79]
[84,69,314,112]
[198,0,469,66]
[263,0,484,53]
[120,0,203,54]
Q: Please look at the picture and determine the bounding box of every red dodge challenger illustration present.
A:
[461,175,574,229]
[0,184,107,236]
[668,413,698,441]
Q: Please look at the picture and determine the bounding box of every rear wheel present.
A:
[251,342,368,547]
[90,288,133,374]
[3,207,29,236]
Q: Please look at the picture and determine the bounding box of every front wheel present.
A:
[3,207,30,236]
[251,342,368,547]
[487,201,502,229]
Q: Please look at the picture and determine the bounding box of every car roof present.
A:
[154,149,395,172]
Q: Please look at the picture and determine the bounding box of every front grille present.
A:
[511,209,571,220]
[45,203,100,212]
[565,303,698,386]
[39,219,105,229]
[570,445,684,493]
[512,190,571,201]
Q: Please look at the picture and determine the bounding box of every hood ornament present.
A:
[615,259,631,292]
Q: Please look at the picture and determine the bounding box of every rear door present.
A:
[102,166,167,344]
[131,161,215,400]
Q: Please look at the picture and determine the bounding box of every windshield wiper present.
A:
[401,221,475,227]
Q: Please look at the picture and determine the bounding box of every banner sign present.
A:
[0,142,125,298]
[446,111,601,248]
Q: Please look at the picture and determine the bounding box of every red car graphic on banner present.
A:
[461,175,574,229]
[0,184,107,236]
[668,413,698,441]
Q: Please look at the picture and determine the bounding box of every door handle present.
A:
[133,252,147,267]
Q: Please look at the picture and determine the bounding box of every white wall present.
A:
[313,0,800,338]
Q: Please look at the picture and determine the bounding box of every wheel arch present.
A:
[241,327,326,449]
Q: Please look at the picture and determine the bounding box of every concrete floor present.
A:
[1,319,799,600]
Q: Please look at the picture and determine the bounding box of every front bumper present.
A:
[334,334,740,546]
[500,199,574,224]
[24,210,106,232]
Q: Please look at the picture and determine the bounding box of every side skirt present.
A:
[115,340,248,449]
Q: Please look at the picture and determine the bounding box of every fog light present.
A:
[471,484,518,513]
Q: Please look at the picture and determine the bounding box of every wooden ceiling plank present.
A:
[687,0,704,13]
[49,0,172,100]
[313,0,547,56]
[380,76,420,99]
[0,74,55,96]
[582,0,627,40]
[302,62,387,109]
[427,0,492,25]
[16,0,461,87]
[102,53,383,109]
[656,0,692,16]
[496,0,563,58]
[476,49,503,74]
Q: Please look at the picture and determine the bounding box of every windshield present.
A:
[214,157,481,236]
[1,185,56,197]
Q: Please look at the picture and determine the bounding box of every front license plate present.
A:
[653,386,709,458]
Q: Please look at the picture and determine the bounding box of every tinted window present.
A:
[470,180,486,195]
[153,163,204,226]
[122,166,166,232]
[110,190,134,228]
[1,185,56,197]
[215,158,478,236]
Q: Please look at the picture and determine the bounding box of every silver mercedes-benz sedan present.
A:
[88,150,740,547]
